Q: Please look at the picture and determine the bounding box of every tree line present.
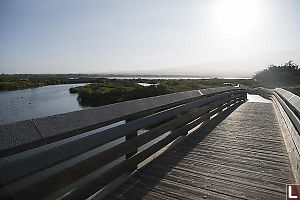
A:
[254,61,300,86]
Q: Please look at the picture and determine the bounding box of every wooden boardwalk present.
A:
[106,101,294,200]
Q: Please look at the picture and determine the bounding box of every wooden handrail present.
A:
[274,88,300,133]
[272,88,300,184]
[0,87,247,200]
[0,91,241,184]
[0,86,238,156]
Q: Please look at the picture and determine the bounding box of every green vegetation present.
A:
[254,61,300,86]
[5,61,300,108]
[0,73,261,92]
[70,78,257,107]
[253,61,300,96]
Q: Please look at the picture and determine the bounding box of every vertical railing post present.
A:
[201,114,211,127]
[243,91,247,100]
[216,95,229,114]
[216,102,225,113]
[181,125,189,136]
[126,131,138,171]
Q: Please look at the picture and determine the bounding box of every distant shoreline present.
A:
[1,73,252,79]
[0,73,252,92]
[103,76,252,80]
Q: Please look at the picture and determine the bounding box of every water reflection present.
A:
[0,84,87,125]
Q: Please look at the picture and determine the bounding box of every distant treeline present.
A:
[254,61,300,86]
[0,74,102,91]
[70,78,258,107]
[253,61,300,96]
[0,73,259,93]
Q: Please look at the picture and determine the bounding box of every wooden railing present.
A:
[274,88,300,131]
[0,87,247,199]
[248,87,274,99]
[272,88,300,183]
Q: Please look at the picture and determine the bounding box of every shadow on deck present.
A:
[107,100,294,200]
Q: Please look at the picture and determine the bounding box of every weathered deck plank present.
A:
[106,102,294,200]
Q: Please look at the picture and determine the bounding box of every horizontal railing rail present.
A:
[0,86,247,200]
[274,88,300,133]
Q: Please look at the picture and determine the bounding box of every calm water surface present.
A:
[0,84,87,125]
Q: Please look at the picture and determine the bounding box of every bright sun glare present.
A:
[213,0,262,39]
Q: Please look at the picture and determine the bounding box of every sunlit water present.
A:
[137,82,159,87]
[0,84,87,125]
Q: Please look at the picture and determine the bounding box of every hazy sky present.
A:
[1,0,300,77]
